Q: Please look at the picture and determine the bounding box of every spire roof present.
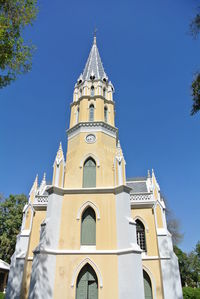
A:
[81,36,107,81]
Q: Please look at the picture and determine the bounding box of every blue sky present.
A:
[0,0,200,253]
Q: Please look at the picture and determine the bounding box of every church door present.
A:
[76,264,98,299]
[143,270,153,299]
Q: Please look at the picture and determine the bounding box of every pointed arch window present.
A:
[89,104,94,122]
[81,207,96,245]
[91,86,95,97]
[136,219,146,251]
[83,158,96,188]
[143,270,153,299]
[76,263,98,299]
[104,106,108,123]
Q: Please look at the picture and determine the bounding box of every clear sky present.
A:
[0,0,199,253]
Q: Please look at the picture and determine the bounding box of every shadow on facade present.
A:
[160,237,183,299]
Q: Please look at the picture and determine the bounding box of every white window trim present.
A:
[71,257,103,288]
[77,201,100,220]
[80,153,100,168]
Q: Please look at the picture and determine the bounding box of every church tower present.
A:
[6,35,183,299]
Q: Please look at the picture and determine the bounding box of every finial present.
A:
[93,27,97,44]
[59,142,62,150]
[42,172,46,182]
[117,140,121,148]
[147,170,150,178]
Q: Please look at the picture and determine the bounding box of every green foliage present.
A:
[190,7,200,115]
[0,0,38,88]
[191,73,200,115]
[183,287,200,299]
[0,292,5,299]
[0,194,27,263]
[190,11,200,38]
[175,243,200,288]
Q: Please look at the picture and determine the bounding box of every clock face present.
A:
[85,134,96,144]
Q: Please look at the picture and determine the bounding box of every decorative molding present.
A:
[67,121,118,140]
[35,246,142,256]
[133,216,149,232]
[71,257,103,288]
[142,255,170,260]
[130,193,152,202]
[34,195,48,204]
[130,192,155,208]
[27,257,33,261]
[77,201,100,220]
[47,185,132,196]
[80,153,100,168]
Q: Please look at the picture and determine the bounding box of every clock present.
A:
[85,134,96,144]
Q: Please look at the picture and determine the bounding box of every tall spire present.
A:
[81,35,107,81]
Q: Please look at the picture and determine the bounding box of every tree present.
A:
[190,7,200,115]
[174,245,191,287]
[0,194,27,263]
[163,195,183,245]
[0,0,38,88]
[174,241,200,288]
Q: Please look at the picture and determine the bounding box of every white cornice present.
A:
[34,246,142,256]
[46,184,132,196]
[67,121,118,140]
[71,96,115,106]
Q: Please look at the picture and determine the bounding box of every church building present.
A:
[6,36,183,299]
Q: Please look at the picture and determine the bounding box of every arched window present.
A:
[89,104,94,122]
[81,207,96,245]
[143,270,153,299]
[83,158,96,188]
[104,106,108,123]
[79,88,82,97]
[76,263,98,299]
[136,219,146,251]
[91,86,95,97]
[76,107,79,124]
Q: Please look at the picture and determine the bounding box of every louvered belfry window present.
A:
[104,106,108,123]
[91,86,95,97]
[81,207,96,246]
[83,158,96,188]
[136,219,146,251]
[89,104,94,122]
[76,263,98,299]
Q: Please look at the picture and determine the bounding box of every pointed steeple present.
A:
[81,35,107,82]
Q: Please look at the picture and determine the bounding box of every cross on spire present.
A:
[93,27,97,44]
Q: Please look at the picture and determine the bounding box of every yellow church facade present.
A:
[6,36,183,299]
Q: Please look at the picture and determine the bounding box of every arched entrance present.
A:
[76,263,98,299]
[143,270,153,299]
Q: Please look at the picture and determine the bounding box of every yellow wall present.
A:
[64,132,117,188]
[70,97,115,128]
[156,205,163,228]
[27,210,46,257]
[53,255,118,299]
[131,207,158,256]
[143,260,163,299]
[59,193,117,250]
